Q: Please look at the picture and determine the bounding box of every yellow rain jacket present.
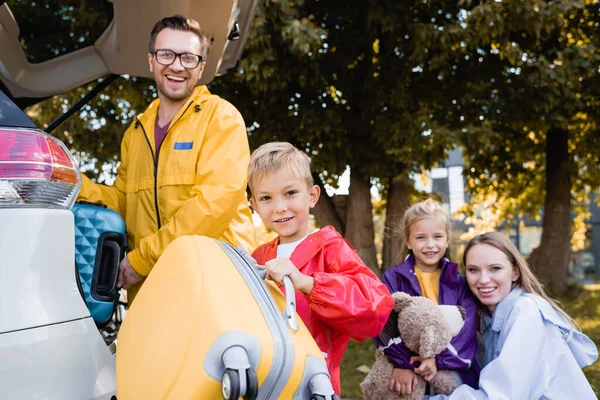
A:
[78,86,257,300]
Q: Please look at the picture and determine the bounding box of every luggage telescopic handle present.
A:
[281,276,299,332]
[254,265,299,332]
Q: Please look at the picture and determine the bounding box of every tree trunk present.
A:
[528,128,571,293]
[311,173,345,233]
[345,172,380,275]
[382,174,412,271]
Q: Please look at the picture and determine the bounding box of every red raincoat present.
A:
[252,226,394,394]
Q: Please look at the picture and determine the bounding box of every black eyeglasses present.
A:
[151,49,204,69]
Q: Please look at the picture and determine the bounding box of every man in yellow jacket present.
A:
[78,15,256,302]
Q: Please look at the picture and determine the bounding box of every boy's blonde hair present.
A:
[248,142,314,196]
[464,231,578,337]
[398,197,453,261]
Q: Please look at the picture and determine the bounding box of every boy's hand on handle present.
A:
[389,368,418,396]
[265,258,314,294]
[410,356,438,382]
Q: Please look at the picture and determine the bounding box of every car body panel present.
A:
[0,209,90,333]
[0,318,116,399]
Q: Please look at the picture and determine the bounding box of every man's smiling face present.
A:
[148,28,205,103]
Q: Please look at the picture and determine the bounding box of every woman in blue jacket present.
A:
[429,231,598,400]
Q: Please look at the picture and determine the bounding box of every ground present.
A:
[340,285,600,398]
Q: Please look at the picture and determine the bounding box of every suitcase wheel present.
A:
[222,369,240,400]
[244,368,258,400]
[308,373,339,400]
[222,368,258,400]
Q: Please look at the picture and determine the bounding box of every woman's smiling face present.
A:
[465,243,520,314]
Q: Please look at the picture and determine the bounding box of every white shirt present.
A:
[276,236,306,259]
[275,230,319,259]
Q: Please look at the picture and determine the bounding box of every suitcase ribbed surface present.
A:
[73,204,125,324]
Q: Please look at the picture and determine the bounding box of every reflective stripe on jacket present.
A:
[78,86,256,300]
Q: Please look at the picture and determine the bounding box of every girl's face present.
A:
[404,217,449,273]
[465,243,520,314]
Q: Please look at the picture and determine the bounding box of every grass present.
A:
[340,285,600,399]
[562,284,600,395]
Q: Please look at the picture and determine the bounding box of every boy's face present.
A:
[250,168,320,244]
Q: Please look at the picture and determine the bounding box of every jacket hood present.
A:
[525,293,598,368]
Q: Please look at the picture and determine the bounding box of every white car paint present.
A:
[0,208,116,398]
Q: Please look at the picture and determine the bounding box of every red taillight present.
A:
[0,128,80,208]
[47,138,78,184]
[0,129,52,163]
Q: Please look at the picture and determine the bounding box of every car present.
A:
[0,1,258,398]
[0,88,117,398]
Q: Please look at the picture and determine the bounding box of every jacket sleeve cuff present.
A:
[304,273,324,304]
[127,248,150,277]
[77,174,97,202]
[390,359,414,369]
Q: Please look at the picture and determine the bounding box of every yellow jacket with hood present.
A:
[78,86,256,300]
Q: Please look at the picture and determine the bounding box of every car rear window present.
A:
[6,0,114,63]
[0,90,37,128]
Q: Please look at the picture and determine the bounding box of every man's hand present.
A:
[265,258,314,294]
[389,368,418,396]
[117,256,144,290]
[410,356,438,382]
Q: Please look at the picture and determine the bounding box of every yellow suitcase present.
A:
[116,235,340,400]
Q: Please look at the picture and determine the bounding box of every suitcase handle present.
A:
[282,276,299,332]
[254,265,299,332]
[95,239,120,298]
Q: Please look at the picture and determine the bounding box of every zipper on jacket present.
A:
[137,100,194,229]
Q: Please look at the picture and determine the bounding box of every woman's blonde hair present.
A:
[464,231,578,337]
[398,197,453,261]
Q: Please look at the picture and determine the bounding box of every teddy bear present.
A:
[360,292,465,400]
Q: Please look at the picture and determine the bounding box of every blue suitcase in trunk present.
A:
[72,203,126,326]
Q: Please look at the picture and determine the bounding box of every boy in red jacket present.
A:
[248,142,394,395]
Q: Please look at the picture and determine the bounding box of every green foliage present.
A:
[7,0,113,63]
[212,0,348,180]
[436,0,600,231]
[213,0,460,191]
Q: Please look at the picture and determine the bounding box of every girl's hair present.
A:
[464,231,578,337]
[398,197,453,261]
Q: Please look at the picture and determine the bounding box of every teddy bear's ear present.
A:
[392,292,412,313]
